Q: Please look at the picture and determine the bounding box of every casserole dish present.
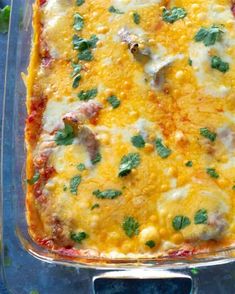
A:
[2,0,235,293]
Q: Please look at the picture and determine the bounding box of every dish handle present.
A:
[92,269,198,293]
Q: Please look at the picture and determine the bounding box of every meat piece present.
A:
[33,140,56,169]
[118,27,151,58]
[79,126,99,161]
[217,127,235,151]
[231,1,235,16]
[62,101,102,125]
[145,54,184,87]
[51,216,73,247]
[199,212,227,241]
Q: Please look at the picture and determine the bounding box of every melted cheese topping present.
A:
[25,0,235,259]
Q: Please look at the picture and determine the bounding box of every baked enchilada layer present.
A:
[25,0,235,258]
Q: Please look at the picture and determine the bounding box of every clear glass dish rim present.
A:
[1,0,235,271]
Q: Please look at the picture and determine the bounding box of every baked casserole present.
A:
[25,0,235,258]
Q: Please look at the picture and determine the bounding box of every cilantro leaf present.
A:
[145,240,156,248]
[91,203,100,210]
[72,74,82,88]
[118,153,141,177]
[91,152,102,165]
[122,216,139,237]
[73,13,84,31]
[107,95,120,109]
[194,25,224,46]
[0,5,10,34]
[70,231,88,243]
[131,135,145,148]
[185,161,193,167]
[55,124,75,146]
[78,49,93,61]
[77,163,86,171]
[188,58,192,66]
[200,127,217,142]
[206,168,219,179]
[78,88,97,101]
[70,175,82,195]
[172,215,191,231]
[27,172,40,185]
[73,34,98,51]
[76,0,85,6]
[133,12,140,24]
[194,209,208,224]
[211,56,229,73]
[93,189,122,199]
[155,138,172,158]
[71,62,82,77]
[108,6,124,14]
[162,7,187,23]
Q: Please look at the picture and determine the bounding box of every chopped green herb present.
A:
[133,12,140,24]
[91,152,102,165]
[77,163,86,171]
[29,290,39,294]
[131,135,145,148]
[145,240,156,248]
[232,185,235,190]
[162,7,187,23]
[108,6,124,14]
[91,203,100,210]
[194,25,224,46]
[76,0,85,6]
[55,124,75,146]
[73,34,98,51]
[71,62,82,77]
[89,35,99,48]
[73,13,84,31]
[118,153,141,177]
[200,127,217,142]
[4,256,12,267]
[0,5,11,34]
[72,74,82,88]
[78,88,98,101]
[93,189,122,199]
[27,172,40,185]
[155,138,172,158]
[172,215,191,231]
[211,56,229,73]
[188,58,192,66]
[107,95,121,109]
[70,175,82,195]
[191,268,199,275]
[185,161,193,167]
[70,231,88,243]
[78,49,93,61]
[63,185,67,191]
[194,209,208,224]
[206,168,219,179]
[122,216,139,237]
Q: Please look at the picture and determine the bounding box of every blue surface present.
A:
[1,2,235,294]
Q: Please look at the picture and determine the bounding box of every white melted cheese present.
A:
[43,97,91,133]
[207,3,235,23]
[217,126,235,152]
[189,41,232,98]
[163,185,190,201]
[112,0,161,12]
[42,0,72,58]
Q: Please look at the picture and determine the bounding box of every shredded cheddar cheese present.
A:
[25,0,235,259]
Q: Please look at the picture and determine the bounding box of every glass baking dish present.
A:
[2,0,235,292]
